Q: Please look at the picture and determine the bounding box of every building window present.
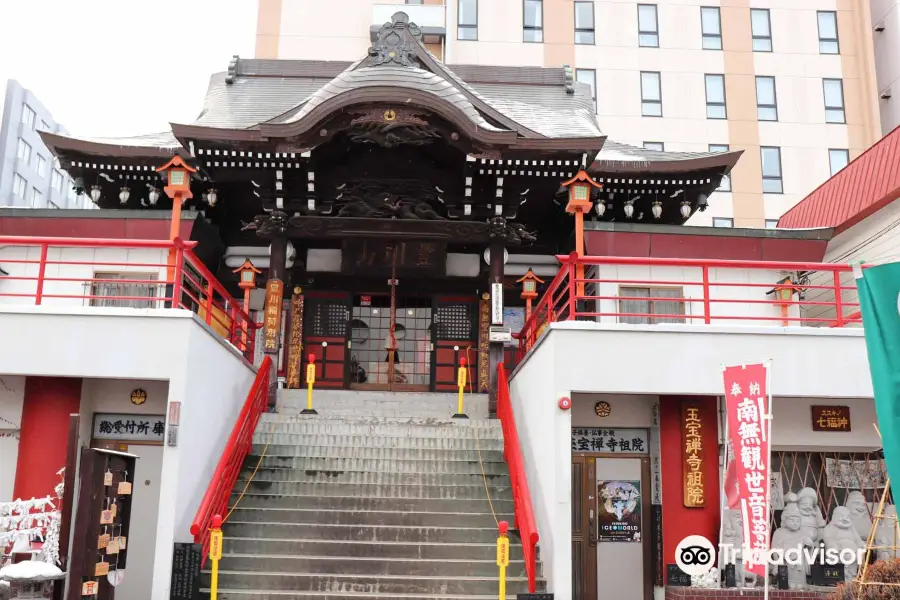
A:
[761,146,783,193]
[30,187,43,208]
[458,0,477,40]
[705,74,726,119]
[21,105,36,129]
[575,1,595,44]
[700,7,722,50]
[638,4,659,47]
[641,71,662,116]
[817,11,839,54]
[643,141,664,151]
[756,76,778,121]
[35,155,47,178]
[619,287,685,324]
[576,68,597,110]
[406,0,423,3]
[824,79,846,123]
[751,9,772,52]
[829,149,850,176]
[89,272,160,309]
[51,170,63,193]
[40,120,50,132]
[765,219,779,229]
[713,217,734,228]
[16,138,32,164]
[709,144,731,191]
[12,174,26,198]
[524,0,543,42]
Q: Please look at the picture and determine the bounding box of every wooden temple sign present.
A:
[812,405,851,432]
[263,280,284,353]
[478,293,490,392]
[286,288,305,389]
[681,402,705,508]
[341,239,446,276]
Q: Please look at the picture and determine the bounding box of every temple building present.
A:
[0,11,885,600]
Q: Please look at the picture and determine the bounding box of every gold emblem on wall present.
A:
[384,109,397,122]
[130,389,147,406]
[594,401,611,418]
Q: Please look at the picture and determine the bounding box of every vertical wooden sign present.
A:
[286,287,305,389]
[478,292,491,392]
[263,280,284,353]
[681,401,705,507]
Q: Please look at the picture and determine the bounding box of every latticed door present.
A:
[431,296,477,392]
[302,291,351,389]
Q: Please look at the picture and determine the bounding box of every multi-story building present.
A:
[0,79,92,209]
[255,0,882,229]
[871,0,900,131]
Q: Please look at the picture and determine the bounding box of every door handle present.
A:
[588,509,597,546]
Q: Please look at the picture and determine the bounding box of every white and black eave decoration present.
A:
[0,414,19,439]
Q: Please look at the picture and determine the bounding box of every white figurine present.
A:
[875,504,900,561]
[845,491,873,543]
[823,506,866,582]
[771,500,813,589]
[797,487,826,544]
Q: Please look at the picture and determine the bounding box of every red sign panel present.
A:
[723,363,771,578]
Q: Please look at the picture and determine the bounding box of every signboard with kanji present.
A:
[263,279,284,353]
[571,428,649,453]
[681,402,705,508]
[92,413,166,442]
[341,240,446,277]
[811,405,851,432]
[723,363,771,579]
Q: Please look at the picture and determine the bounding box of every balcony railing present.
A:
[0,236,257,358]
[518,253,871,356]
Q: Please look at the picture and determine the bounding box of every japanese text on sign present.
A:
[723,363,771,579]
[263,279,284,352]
[92,413,166,441]
[812,405,851,432]
[571,428,648,453]
[286,290,305,389]
[682,403,705,507]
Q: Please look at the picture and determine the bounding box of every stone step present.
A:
[244,469,511,487]
[225,507,511,528]
[221,538,519,560]
[202,572,531,595]
[202,590,522,599]
[277,391,490,420]
[227,493,516,513]
[230,480,511,500]
[255,420,501,439]
[213,554,528,578]
[250,436,503,451]
[222,522,501,544]
[247,447,504,462]
[244,455,508,475]
[260,414,500,428]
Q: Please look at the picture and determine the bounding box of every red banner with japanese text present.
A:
[723,363,771,578]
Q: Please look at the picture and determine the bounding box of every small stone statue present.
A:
[720,509,749,587]
[771,500,814,589]
[797,487,826,544]
[875,504,900,561]
[845,491,873,542]
[823,506,866,582]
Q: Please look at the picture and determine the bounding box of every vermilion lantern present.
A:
[233,259,262,291]
[156,155,197,200]
[561,170,603,215]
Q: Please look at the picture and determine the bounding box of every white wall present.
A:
[507,321,872,595]
[0,307,257,600]
[0,246,169,307]
[0,376,25,502]
[871,0,900,132]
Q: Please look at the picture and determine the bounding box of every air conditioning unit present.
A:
[881,87,893,100]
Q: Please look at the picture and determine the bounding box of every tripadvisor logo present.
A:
[676,535,864,577]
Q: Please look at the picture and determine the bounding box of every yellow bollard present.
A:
[496,520,510,600]
[452,356,469,419]
[301,353,318,415]
[209,514,224,600]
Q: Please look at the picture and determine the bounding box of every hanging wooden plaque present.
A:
[94,561,110,577]
[286,288,304,389]
[117,536,127,550]
[478,293,490,393]
[106,539,120,555]
[81,581,98,596]
[117,481,132,495]
[103,471,113,486]
[681,401,705,508]
[100,510,113,525]
[97,534,110,550]
[263,279,285,353]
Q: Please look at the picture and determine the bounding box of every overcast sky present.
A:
[0,1,257,137]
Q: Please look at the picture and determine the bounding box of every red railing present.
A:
[518,252,871,355]
[497,362,539,592]
[190,356,271,564]
[0,236,258,358]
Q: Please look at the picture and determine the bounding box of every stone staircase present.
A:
[201,390,544,599]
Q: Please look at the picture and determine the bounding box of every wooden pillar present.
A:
[487,223,506,418]
[263,235,288,409]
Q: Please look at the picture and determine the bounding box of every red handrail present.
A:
[497,362,539,592]
[189,356,271,564]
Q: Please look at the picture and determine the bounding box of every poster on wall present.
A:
[502,307,525,346]
[596,480,642,542]
[825,458,886,489]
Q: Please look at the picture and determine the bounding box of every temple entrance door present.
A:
[572,455,598,600]
[348,294,433,392]
[303,291,351,388]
